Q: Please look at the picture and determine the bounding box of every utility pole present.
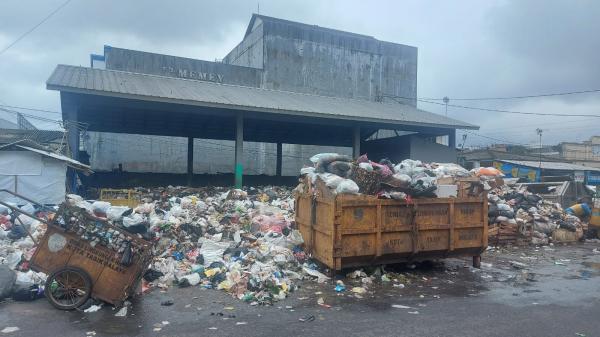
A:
[536,128,543,182]
[461,133,468,150]
[443,96,449,117]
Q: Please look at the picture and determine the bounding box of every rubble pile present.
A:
[92,186,314,304]
[0,203,48,301]
[487,185,585,245]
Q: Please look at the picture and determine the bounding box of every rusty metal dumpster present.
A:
[295,180,488,271]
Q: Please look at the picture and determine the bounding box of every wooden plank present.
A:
[376,204,382,257]
[449,200,455,251]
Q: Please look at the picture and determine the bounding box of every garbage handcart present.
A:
[0,190,154,310]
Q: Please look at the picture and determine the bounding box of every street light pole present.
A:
[536,128,543,182]
[443,96,449,117]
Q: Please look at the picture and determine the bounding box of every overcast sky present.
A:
[0,0,599,147]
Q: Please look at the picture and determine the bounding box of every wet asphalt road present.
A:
[1,242,600,337]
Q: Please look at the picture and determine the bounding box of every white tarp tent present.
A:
[0,150,69,204]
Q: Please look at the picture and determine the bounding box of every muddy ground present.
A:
[1,242,600,337]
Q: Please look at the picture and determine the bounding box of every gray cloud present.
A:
[0,0,598,145]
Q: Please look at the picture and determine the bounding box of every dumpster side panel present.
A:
[454,201,487,248]
[296,194,313,251]
[296,192,487,270]
[312,198,335,268]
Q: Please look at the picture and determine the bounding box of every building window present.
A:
[593,145,600,156]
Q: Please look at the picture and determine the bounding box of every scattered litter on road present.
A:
[299,315,315,322]
[1,327,20,334]
[84,304,103,313]
[351,287,367,294]
[391,304,410,309]
[510,261,528,269]
[114,306,128,317]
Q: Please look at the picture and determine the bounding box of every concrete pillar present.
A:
[61,94,79,193]
[234,114,244,188]
[187,137,193,186]
[448,130,456,149]
[353,126,361,158]
[276,142,282,178]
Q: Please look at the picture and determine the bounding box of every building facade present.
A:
[79,14,455,180]
[560,136,600,169]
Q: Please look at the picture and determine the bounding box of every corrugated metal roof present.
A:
[15,144,92,172]
[46,65,478,130]
[500,160,600,172]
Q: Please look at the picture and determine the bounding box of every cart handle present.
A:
[0,189,57,213]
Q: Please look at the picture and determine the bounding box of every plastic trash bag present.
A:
[19,203,35,215]
[106,206,132,222]
[300,167,316,175]
[392,173,412,187]
[199,238,230,267]
[302,265,330,283]
[310,153,352,173]
[358,162,373,171]
[287,230,304,247]
[474,167,504,177]
[318,173,345,189]
[336,179,360,194]
[179,273,201,286]
[92,201,111,214]
[122,213,144,228]
[326,161,353,177]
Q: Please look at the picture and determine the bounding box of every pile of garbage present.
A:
[300,153,472,199]
[0,203,48,302]
[487,185,585,245]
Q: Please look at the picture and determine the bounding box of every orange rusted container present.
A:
[295,179,488,271]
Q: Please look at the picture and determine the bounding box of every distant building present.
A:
[48,14,477,188]
[493,160,600,185]
[559,136,600,169]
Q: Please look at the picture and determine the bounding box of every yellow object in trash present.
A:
[590,208,600,227]
[205,268,221,278]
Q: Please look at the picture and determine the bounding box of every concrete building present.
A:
[48,14,477,188]
[559,136,600,169]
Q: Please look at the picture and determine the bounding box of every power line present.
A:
[384,94,600,118]
[420,88,600,101]
[417,98,600,118]
[461,130,528,146]
[0,104,61,114]
[0,0,73,57]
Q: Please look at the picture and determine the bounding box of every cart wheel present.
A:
[45,267,92,310]
[473,255,482,269]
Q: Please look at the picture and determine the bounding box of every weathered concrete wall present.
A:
[105,47,261,87]
[223,22,264,69]
[84,132,350,176]
[259,17,417,104]
[362,134,456,163]
[221,16,418,104]
[409,135,457,163]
